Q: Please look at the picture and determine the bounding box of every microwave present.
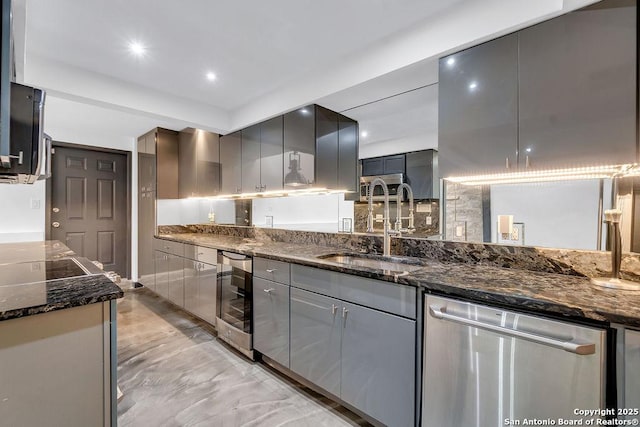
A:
[0,82,48,184]
[360,173,404,202]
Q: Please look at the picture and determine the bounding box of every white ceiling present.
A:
[18,0,600,139]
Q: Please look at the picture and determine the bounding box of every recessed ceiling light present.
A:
[206,71,216,81]
[361,131,368,138]
[468,81,478,91]
[446,57,455,67]
[129,41,146,57]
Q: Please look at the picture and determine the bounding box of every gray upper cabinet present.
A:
[406,149,438,199]
[259,116,284,192]
[222,104,357,195]
[361,154,406,176]
[338,115,358,194]
[284,106,316,187]
[220,131,242,195]
[518,0,637,170]
[439,0,638,177]
[156,128,180,199]
[315,106,339,189]
[137,130,156,155]
[179,128,220,198]
[241,124,262,193]
[241,119,284,193]
[439,33,519,178]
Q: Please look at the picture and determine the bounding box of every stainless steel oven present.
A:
[360,173,404,202]
[216,251,254,359]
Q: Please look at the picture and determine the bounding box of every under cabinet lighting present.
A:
[186,187,351,201]
[445,164,637,186]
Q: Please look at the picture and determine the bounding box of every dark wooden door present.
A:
[50,146,128,276]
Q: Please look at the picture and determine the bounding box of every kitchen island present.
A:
[0,241,123,427]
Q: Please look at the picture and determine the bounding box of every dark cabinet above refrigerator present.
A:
[360,149,438,199]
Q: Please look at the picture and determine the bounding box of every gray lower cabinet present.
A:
[253,277,290,367]
[625,329,640,414]
[290,287,342,397]
[167,254,184,307]
[341,301,415,427]
[290,284,416,427]
[154,250,169,299]
[184,259,217,325]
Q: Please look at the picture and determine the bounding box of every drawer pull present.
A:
[331,304,338,315]
[266,269,276,273]
[263,288,275,294]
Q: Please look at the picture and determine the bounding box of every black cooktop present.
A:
[44,259,87,280]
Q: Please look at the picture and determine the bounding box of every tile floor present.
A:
[117,287,369,426]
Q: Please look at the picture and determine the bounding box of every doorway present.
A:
[46,143,131,278]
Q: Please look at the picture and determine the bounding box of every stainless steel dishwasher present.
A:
[423,295,606,426]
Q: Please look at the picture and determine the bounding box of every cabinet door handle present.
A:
[263,288,275,294]
[505,157,510,169]
[342,307,349,322]
[266,269,276,273]
[331,304,338,315]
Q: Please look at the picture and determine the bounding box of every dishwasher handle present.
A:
[428,305,596,355]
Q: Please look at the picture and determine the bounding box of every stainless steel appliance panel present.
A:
[423,295,605,426]
[625,329,640,413]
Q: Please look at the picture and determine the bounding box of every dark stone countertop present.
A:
[157,233,640,328]
[0,241,124,322]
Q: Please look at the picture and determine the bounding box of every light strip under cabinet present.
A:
[444,164,638,186]
[187,188,352,200]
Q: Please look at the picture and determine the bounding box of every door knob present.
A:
[52,207,60,213]
[52,222,60,228]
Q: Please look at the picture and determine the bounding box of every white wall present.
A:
[157,199,235,226]
[359,131,437,159]
[0,181,46,242]
[252,193,354,232]
[490,179,612,250]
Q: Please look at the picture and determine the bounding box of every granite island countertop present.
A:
[0,241,124,321]
[157,233,640,328]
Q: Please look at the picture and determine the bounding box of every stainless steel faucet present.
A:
[366,177,399,256]
[394,183,415,234]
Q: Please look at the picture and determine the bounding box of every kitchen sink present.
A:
[318,253,425,274]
